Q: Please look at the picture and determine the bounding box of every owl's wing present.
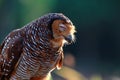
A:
[0,30,23,79]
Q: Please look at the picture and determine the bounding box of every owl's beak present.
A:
[64,35,73,44]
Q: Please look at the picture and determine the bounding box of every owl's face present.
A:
[52,20,76,44]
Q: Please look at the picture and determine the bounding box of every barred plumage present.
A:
[0,13,76,80]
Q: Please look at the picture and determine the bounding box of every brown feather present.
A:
[0,13,76,80]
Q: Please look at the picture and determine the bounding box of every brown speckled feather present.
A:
[0,13,75,80]
[0,29,24,80]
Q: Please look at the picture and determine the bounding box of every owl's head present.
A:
[50,13,76,47]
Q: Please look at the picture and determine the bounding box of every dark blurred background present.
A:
[0,0,120,80]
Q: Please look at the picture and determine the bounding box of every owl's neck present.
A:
[50,38,66,48]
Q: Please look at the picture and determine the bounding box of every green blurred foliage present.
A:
[19,0,57,24]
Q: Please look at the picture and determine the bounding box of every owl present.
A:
[0,13,76,80]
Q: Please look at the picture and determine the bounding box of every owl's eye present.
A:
[59,23,67,32]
